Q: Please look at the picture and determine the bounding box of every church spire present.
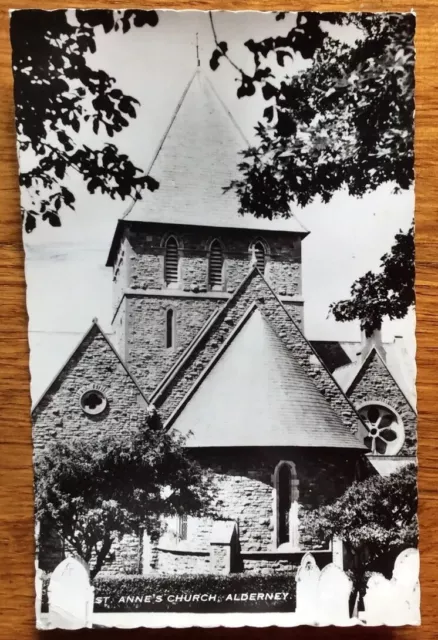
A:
[196,32,200,67]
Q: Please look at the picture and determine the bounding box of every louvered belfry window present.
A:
[254,242,265,272]
[209,240,223,288]
[165,237,179,284]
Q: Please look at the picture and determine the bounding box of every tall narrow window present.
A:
[278,464,292,545]
[274,461,300,549]
[209,240,224,288]
[254,242,265,273]
[166,308,175,349]
[165,237,179,284]
[177,514,188,541]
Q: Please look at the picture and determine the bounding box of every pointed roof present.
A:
[336,345,417,412]
[107,69,308,266]
[169,307,365,449]
[314,338,416,409]
[32,319,149,414]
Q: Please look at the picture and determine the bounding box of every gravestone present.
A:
[317,563,352,625]
[364,549,420,626]
[295,553,320,622]
[363,573,397,625]
[392,548,420,624]
[48,556,94,629]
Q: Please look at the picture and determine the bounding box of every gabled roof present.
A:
[337,345,417,413]
[32,319,149,414]
[153,267,367,448]
[313,338,416,410]
[169,307,366,449]
[107,69,308,266]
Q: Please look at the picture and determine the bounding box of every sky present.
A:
[20,10,415,402]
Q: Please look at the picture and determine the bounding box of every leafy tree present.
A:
[330,225,415,335]
[210,11,415,331]
[35,410,212,578]
[11,9,159,233]
[301,464,418,574]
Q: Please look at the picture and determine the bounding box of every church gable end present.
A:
[346,348,417,456]
[153,268,363,439]
[33,322,149,452]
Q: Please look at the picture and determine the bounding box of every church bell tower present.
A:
[106,67,308,397]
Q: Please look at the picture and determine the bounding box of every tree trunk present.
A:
[90,536,113,580]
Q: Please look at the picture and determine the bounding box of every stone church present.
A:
[33,68,417,576]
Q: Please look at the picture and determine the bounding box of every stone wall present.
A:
[111,225,305,396]
[125,294,222,397]
[33,326,149,452]
[348,350,417,456]
[100,534,142,576]
[119,225,302,298]
[149,448,361,575]
[154,550,211,574]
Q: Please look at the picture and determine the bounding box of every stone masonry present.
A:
[348,349,417,456]
[32,323,149,451]
[154,269,363,439]
[111,225,304,395]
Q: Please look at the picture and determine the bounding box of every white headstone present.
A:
[364,572,398,625]
[318,563,352,625]
[364,550,421,626]
[391,548,421,625]
[295,553,320,622]
[48,556,94,629]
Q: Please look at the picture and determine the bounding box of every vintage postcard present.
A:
[10,8,418,629]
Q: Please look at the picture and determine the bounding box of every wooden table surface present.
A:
[0,0,436,638]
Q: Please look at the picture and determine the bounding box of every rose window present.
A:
[358,404,404,455]
[80,390,107,416]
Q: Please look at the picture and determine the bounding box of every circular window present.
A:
[358,404,404,455]
[80,389,107,416]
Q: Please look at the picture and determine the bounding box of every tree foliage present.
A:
[301,464,418,571]
[11,9,159,233]
[34,410,211,578]
[211,11,414,216]
[330,225,415,335]
[210,11,415,330]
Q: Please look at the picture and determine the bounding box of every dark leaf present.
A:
[24,212,36,233]
[47,212,61,227]
[145,176,159,192]
[262,82,278,101]
[263,105,274,122]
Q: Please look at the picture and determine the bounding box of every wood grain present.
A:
[0,1,436,638]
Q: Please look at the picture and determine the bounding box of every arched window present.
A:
[278,464,292,545]
[164,237,179,285]
[358,403,404,455]
[253,242,266,273]
[165,308,175,349]
[274,461,300,549]
[209,240,224,288]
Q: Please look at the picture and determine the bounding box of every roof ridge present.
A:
[203,73,250,147]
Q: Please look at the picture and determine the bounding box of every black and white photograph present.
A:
[10,8,418,629]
